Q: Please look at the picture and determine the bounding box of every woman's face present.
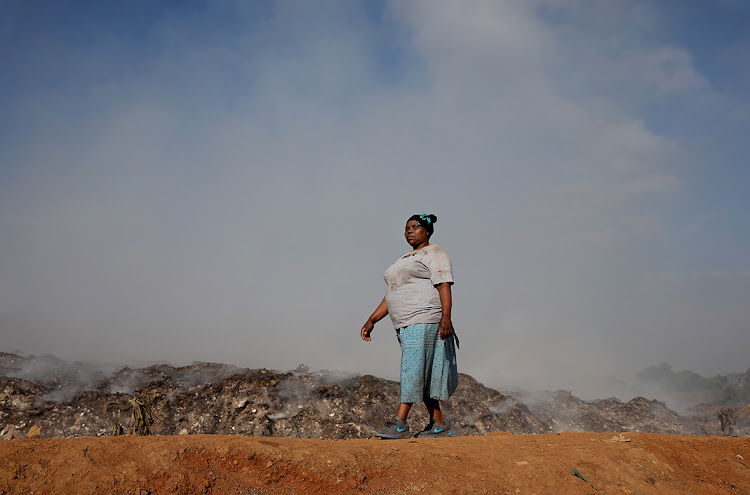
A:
[404,220,430,249]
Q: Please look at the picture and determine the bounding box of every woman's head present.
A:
[407,213,437,235]
[405,213,437,249]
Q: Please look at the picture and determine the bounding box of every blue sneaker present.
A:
[374,416,411,439]
[415,421,452,438]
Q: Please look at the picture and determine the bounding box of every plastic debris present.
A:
[571,467,588,482]
[604,433,631,442]
[26,425,42,439]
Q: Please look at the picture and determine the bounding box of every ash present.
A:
[0,353,744,440]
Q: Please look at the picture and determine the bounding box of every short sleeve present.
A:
[426,248,453,286]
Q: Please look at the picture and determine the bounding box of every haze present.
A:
[1,0,748,401]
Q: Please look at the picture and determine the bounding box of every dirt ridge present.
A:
[2,432,749,494]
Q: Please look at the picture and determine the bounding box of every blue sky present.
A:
[1,0,748,402]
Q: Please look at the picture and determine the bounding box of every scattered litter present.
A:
[25,425,42,439]
[737,454,744,461]
[515,461,528,465]
[604,433,630,442]
[571,467,588,482]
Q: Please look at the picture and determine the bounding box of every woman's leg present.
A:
[424,397,445,425]
[397,325,426,414]
[396,403,412,421]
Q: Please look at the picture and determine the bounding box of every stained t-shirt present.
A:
[384,244,454,330]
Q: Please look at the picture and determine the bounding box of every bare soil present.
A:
[2,432,749,494]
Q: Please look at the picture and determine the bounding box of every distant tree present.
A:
[636,363,673,382]
[637,363,750,406]
[716,408,735,435]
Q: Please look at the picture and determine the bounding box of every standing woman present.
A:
[361,213,458,438]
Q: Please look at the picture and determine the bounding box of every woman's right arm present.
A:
[361,297,388,341]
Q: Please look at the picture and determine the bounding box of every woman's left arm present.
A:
[436,283,453,340]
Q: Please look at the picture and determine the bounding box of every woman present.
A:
[361,213,458,438]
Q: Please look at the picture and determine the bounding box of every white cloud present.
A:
[636,46,709,94]
[0,0,747,400]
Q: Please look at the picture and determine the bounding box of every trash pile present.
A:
[1,352,744,440]
[511,389,722,435]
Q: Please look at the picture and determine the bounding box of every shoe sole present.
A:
[374,432,411,439]
[417,430,452,438]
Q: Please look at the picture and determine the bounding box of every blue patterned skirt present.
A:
[396,323,458,403]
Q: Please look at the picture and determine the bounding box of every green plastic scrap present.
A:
[571,467,588,482]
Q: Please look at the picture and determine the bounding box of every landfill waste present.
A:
[1,352,746,440]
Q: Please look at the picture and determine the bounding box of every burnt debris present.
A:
[0,352,745,440]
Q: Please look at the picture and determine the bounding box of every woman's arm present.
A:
[436,283,454,340]
[361,296,388,341]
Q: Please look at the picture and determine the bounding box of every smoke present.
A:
[271,368,360,420]
[0,352,249,405]
[100,369,147,396]
[277,370,358,401]
[1,0,749,403]
[488,397,518,418]
[4,351,747,417]
[4,353,118,405]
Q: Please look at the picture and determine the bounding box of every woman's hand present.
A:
[361,320,374,341]
[438,315,454,340]
[361,297,388,342]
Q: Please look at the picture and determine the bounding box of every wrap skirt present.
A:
[396,322,458,403]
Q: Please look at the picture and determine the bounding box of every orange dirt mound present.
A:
[1,432,749,494]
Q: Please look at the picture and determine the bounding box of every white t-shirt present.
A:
[384,244,454,330]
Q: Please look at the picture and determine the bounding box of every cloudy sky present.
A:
[1,0,748,400]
